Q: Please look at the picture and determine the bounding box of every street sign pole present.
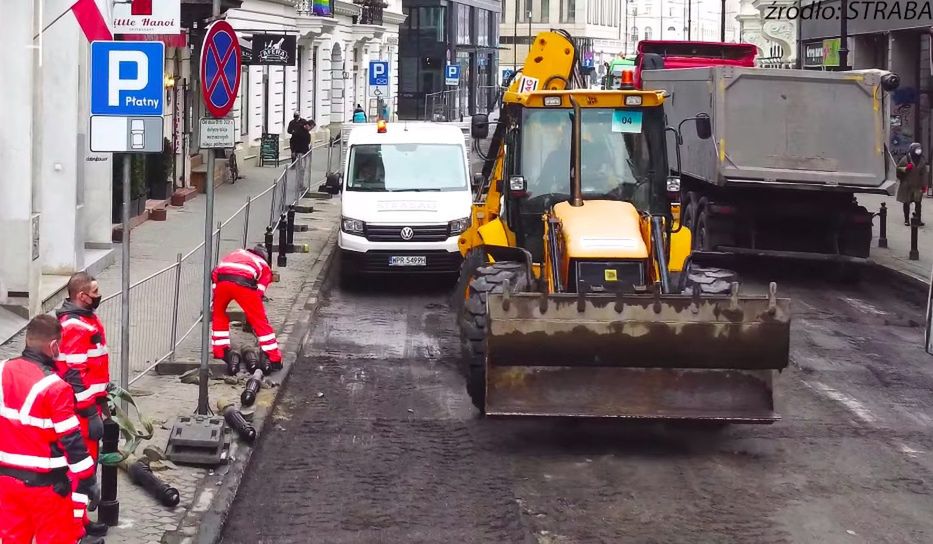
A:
[196,17,242,415]
[120,156,131,400]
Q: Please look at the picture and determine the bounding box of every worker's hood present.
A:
[340,189,473,223]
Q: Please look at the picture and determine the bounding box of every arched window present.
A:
[667,26,675,33]
[631,26,638,43]
[644,26,652,40]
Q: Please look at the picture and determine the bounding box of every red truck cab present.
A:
[633,40,758,89]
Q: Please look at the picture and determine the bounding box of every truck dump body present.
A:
[643,66,896,193]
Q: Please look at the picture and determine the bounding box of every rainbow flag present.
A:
[313,0,332,16]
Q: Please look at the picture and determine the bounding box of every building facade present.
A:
[0,0,116,330]
[397,0,501,119]
[736,0,796,67]
[227,0,405,147]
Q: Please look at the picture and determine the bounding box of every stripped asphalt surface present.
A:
[221,261,933,544]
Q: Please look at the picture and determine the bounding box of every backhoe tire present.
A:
[451,248,487,314]
[459,261,529,414]
[681,265,738,296]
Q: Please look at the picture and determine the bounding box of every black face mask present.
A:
[89,295,102,310]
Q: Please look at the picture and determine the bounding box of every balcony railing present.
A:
[354,0,386,25]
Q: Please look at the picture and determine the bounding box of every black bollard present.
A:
[909,212,920,260]
[287,205,296,247]
[223,405,257,443]
[241,369,264,406]
[242,346,260,373]
[127,459,180,507]
[224,347,242,376]
[277,213,288,267]
[264,226,274,268]
[98,419,120,526]
[878,202,888,248]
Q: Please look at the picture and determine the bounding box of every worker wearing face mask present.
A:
[897,142,927,226]
[55,272,111,540]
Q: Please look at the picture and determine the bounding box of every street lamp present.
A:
[839,0,849,69]
[720,0,726,42]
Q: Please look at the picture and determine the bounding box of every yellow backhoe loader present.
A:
[454,30,791,423]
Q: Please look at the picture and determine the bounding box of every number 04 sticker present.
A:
[612,110,643,133]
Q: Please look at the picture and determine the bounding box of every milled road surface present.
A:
[222,262,933,544]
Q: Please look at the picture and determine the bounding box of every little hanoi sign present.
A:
[112,0,181,35]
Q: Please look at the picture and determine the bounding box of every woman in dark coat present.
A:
[289,122,311,162]
[896,143,927,226]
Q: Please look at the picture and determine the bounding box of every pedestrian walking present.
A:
[352,104,366,123]
[896,142,927,226]
[0,315,101,544]
[210,246,282,373]
[289,119,312,163]
[55,272,111,539]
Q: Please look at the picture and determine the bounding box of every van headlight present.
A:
[448,216,471,236]
[341,217,365,235]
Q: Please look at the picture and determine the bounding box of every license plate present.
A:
[389,256,426,266]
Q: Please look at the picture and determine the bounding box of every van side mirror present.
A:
[472,173,483,191]
[695,113,712,140]
[471,114,489,140]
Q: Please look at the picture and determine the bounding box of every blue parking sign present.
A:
[90,41,165,116]
[369,61,389,86]
[445,64,460,86]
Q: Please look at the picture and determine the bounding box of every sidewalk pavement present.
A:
[0,148,340,543]
[857,193,933,285]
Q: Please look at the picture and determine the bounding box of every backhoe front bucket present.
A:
[483,285,791,422]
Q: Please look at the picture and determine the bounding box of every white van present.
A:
[337,122,473,276]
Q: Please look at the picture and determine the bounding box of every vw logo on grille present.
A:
[399,227,414,240]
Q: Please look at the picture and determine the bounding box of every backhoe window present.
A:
[520,108,655,212]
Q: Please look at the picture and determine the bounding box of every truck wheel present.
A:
[459,262,529,414]
[681,265,738,296]
[695,207,711,250]
[681,192,698,233]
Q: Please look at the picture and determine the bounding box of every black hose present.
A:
[651,215,672,294]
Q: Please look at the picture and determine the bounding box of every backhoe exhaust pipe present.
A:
[569,96,583,207]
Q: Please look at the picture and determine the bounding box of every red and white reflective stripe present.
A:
[218,262,259,278]
[212,338,231,346]
[58,353,89,366]
[62,318,96,332]
[20,374,58,419]
[73,509,85,518]
[72,492,89,505]
[260,343,279,352]
[69,455,94,473]
[87,346,108,357]
[257,284,267,292]
[240,249,268,271]
[257,334,276,343]
[53,415,80,434]
[212,330,230,338]
[0,406,53,429]
[0,450,68,470]
[74,383,108,402]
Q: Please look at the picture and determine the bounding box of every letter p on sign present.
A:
[108,50,149,106]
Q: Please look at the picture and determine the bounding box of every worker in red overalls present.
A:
[0,315,101,544]
[211,246,282,372]
[55,272,111,539]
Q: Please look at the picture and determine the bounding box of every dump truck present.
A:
[454,30,792,424]
[637,44,900,261]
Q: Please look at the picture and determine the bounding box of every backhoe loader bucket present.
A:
[483,284,791,422]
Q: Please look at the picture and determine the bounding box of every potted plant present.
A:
[146,138,173,200]
[131,154,147,217]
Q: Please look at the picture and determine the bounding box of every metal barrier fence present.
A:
[97,148,320,385]
[424,86,502,121]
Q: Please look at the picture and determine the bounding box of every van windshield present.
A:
[347,143,467,192]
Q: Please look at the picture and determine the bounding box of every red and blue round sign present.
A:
[200,20,241,118]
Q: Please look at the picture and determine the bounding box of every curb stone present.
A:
[160,224,339,544]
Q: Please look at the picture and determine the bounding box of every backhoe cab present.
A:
[454,31,791,423]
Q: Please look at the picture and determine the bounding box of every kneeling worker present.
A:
[211,246,282,372]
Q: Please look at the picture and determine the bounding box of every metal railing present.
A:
[423,86,502,121]
[97,148,320,385]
